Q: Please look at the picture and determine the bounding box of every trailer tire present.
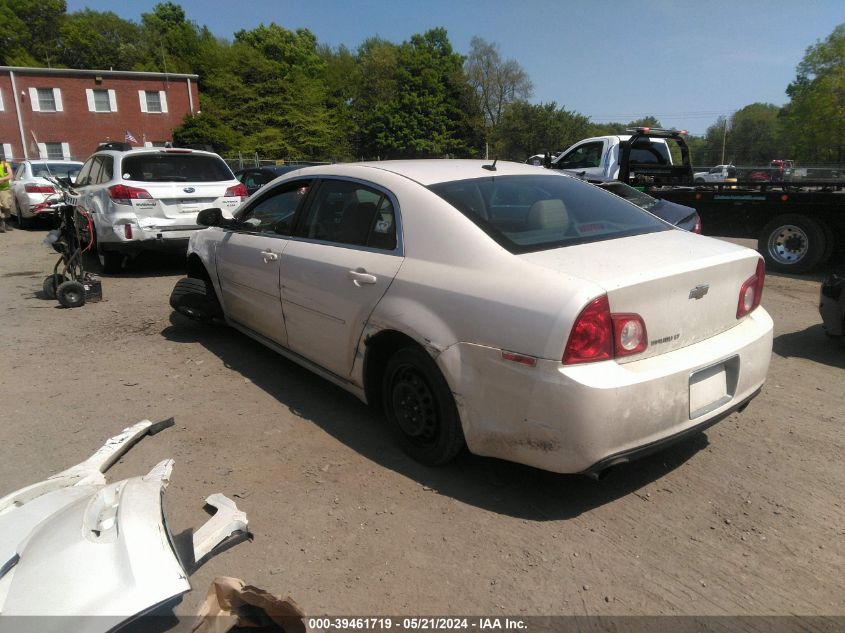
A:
[42,274,67,300]
[169,277,222,323]
[759,214,826,273]
[56,280,86,308]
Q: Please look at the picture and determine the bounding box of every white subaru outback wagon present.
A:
[70,147,246,271]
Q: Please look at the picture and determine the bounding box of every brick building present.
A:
[0,66,200,162]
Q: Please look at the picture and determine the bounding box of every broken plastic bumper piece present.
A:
[0,419,249,633]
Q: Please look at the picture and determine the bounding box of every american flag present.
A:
[125,130,138,144]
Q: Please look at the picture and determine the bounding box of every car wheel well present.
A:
[363,330,424,409]
[186,253,211,281]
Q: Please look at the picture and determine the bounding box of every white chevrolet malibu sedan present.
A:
[170,160,773,476]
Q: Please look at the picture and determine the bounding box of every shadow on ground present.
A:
[162,314,711,521]
[773,324,845,369]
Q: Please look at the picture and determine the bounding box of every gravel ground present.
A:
[0,224,843,627]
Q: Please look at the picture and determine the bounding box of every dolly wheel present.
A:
[56,280,86,308]
[42,274,67,300]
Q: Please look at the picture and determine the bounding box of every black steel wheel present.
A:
[382,347,465,465]
[758,214,826,273]
[42,274,67,300]
[169,277,222,322]
[56,280,86,308]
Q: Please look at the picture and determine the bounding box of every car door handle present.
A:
[261,250,278,263]
[348,269,377,286]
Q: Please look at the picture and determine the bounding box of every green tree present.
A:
[464,37,532,146]
[355,28,483,159]
[494,101,591,160]
[57,10,144,69]
[729,103,783,164]
[0,0,67,66]
[783,23,845,163]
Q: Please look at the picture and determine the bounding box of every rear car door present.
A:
[215,180,311,346]
[280,178,404,377]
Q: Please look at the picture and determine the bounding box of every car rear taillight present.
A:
[692,215,702,234]
[563,295,648,365]
[737,258,765,319]
[108,184,153,205]
[225,183,248,199]
[26,184,56,194]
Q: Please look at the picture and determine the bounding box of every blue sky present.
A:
[65,0,845,135]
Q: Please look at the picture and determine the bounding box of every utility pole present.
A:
[721,117,728,165]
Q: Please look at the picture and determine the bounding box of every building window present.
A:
[38,88,56,111]
[139,90,168,114]
[0,89,4,112]
[87,89,117,112]
[28,87,63,112]
[1,143,12,160]
[38,142,69,160]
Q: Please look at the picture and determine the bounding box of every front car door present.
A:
[280,178,404,378]
[215,179,312,346]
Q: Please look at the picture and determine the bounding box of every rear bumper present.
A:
[97,219,199,255]
[439,307,773,474]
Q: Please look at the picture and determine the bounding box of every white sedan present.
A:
[11,160,83,228]
[170,160,773,476]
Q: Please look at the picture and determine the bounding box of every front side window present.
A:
[430,174,668,254]
[296,179,397,250]
[237,180,311,235]
[37,88,57,111]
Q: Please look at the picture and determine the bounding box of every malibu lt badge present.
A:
[688,284,709,300]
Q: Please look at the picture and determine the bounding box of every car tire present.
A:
[56,280,86,308]
[98,248,123,274]
[382,346,466,466]
[14,199,31,229]
[758,214,826,274]
[694,178,705,184]
[169,277,222,322]
[42,274,67,300]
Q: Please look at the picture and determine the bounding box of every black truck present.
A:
[548,127,845,273]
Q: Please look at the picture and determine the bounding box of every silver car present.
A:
[69,147,246,272]
[11,160,83,228]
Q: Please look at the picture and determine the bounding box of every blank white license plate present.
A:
[689,364,728,418]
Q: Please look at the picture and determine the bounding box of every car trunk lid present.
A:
[520,231,762,361]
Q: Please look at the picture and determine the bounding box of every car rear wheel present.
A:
[382,347,465,465]
[169,277,222,322]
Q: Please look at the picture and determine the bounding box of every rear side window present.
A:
[120,154,233,182]
[429,174,668,254]
[296,179,397,250]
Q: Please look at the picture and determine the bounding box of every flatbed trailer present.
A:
[608,128,845,273]
[648,180,845,273]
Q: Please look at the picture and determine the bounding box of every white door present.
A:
[215,180,312,346]
[280,179,403,377]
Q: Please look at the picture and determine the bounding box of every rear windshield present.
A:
[32,163,82,179]
[429,174,668,254]
[628,142,671,165]
[120,154,233,183]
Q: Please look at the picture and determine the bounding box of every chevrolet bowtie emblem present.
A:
[689,284,709,300]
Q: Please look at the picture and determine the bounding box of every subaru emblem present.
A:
[183,187,195,193]
[688,284,709,300]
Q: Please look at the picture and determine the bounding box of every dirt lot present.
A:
[0,224,843,624]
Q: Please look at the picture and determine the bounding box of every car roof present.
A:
[289,160,565,186]
[94,148,224,160]
[26,159,83,164]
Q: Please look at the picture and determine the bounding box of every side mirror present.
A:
[197,207,224,227]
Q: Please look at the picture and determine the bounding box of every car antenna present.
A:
[482,158,498,172]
